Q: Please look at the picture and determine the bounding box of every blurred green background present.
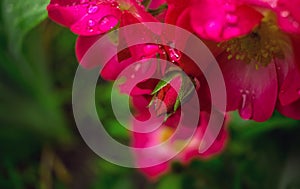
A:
[1,1,300,189]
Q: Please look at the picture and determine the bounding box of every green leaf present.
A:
[152,80,169,95]
[1,0,49,55]
[158,174,182,189]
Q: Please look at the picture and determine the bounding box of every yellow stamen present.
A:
[220,11,291,68]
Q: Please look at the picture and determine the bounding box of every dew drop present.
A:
[87,27,94,33]
[240,94,253,120]
[87,4,98,14]
[98,15,118,32]
[241,94,247,110]
[280,10,290,18]
[134,64,141,71]
[205,21,222,39]
[144,45,159,56]
[80,0,89,4]
[226,14,238,24]
[292,21,299,28]
[223,3,236,12]
[270,1,277,8]
[168,48,181,62]
[110,1,119,7]
[297,89,300,95]
[87,19,96,27]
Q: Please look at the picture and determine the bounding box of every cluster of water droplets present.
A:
[203,3,240,39]
[279,10,300,30]
[84,0,120,33]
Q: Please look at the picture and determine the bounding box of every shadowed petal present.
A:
[218,54,278,121]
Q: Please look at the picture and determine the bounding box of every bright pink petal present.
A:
[76,35,126,81]
[47,2,88,27]
[118,58,159,94]
[190,1,263,42]
[76,35,102,62]
[131,112,181,179]
[278,63,300,106]
[273,0,300,34]
[149,0,166,9]
[181,112,228,162]
[218,54,278,121]
[244,0,300,34]
[277,100,300,119]
[47,1,122,35]
[290,34,300,72]
[276,35,300,106]
[70,5,121,36]
[165,0,190,25]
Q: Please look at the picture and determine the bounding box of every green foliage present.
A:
[2,0,49,55]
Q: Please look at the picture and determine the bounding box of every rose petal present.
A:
[276,35,300,106]
[190,1,263,42]
[76,35,102,62]
[277,100,300,119]
[47,3,88,27]
[274,0,300,34]
[70,5,121,36]
[218,54,278,121]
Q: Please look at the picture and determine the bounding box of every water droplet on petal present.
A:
[205,21,222,39]
[87,4,98,14]
[270,1,277,8]
[226,14,238,24]
[134,64,141,71]
[280,10,290,18]
[223,3,236,12]
[168,48,181,62]
[110,2,119,7]
[87,27,94,32]
[80,0,89,4]
[143,45,159,56]
[297,89,300,95]
[193,77,201,90]
[98,15,118,32]
[88,19,96,27]
[240,94,253,120]
[292,21,299,28]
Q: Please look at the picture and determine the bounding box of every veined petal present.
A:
[218,53,278,121]
[276,35,300,106]
[277,60,300,106]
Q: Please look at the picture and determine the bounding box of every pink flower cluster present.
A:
[47,0,300,179]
